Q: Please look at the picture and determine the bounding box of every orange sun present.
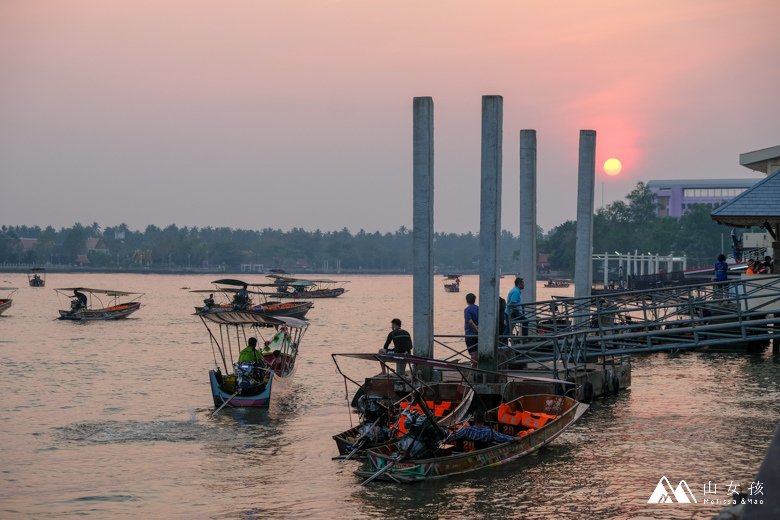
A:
[604,157,622,176]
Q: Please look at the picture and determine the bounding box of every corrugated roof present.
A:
[711,168,780,226]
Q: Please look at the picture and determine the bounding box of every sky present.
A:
[1,0,778,234]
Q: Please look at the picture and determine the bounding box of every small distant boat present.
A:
[266,275,348,298]
[193,279,314,319]
[544,279,571,288]
[443,275,461,293]
[0,287,18,316]
[55,288,143,320]
[28,267,46,287]
[357,393,587,483]
[198,311,309,409]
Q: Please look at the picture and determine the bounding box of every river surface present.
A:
[1,274,778,519]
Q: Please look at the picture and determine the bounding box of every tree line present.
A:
[0,183,743,273]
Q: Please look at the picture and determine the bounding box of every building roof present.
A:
[711,169,780,226]
[739,145,780,174]
[647,179,759,189]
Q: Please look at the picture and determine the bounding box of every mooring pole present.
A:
[478,95,503,376]
[519,129,537,305]
[412,97,434,370]
[574,130,596,321]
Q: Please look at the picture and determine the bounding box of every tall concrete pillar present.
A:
[519,130,537,305]
[574,130,596,304]
[412,97,434,361]
[478,96,503,374]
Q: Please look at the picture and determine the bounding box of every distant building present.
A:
[647,179,760,218]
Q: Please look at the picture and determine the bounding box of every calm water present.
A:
[1,274,779,519]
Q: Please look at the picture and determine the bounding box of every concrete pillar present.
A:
[574,130,596,304]
[478,95,503,374]
[412,97,434,361]
[519,129,537,304]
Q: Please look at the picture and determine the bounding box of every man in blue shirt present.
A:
[464,293,479,365]
[714,254,728,282]
[506,277,527,336]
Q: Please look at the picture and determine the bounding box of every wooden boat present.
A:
[443,274,461,293]
[55,288,143,320]
[356,393,587,483]
[193,279,314,319]
[266,275,348,298]
[0,287,18,316]
[28,267,46,287]
[198,311,308,409]
[544,279,571,288]
[332,380,474,459]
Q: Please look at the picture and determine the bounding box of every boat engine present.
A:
[235,362,266,395]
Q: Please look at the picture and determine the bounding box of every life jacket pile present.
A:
[395,400,453,434]
[497,403,557,431]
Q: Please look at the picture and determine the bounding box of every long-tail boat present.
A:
[198,310,308,409]
[357,393,587,483]
[55,288,143,320]
[331,352,474,459]
[443,274,461,293]
[193,279,313,319]
[0,287,18,315]
[28,267,46,287]
[266,275,348,298]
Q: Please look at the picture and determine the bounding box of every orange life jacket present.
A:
[497,403,557,429]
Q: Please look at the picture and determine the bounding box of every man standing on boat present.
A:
[379,318,412,375]
[464,293,479,365]
[506,277,527,337]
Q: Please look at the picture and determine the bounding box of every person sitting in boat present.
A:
[238,337,264,364]
[445,409,521,445]
[71,289,88,312]
[232,284,251,310]
[203,293,216,309]
[379,318,413,376]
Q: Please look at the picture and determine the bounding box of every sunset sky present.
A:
[1,0,778,233]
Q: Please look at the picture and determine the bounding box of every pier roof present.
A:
[711,169,780,226]
[740,145,780,174]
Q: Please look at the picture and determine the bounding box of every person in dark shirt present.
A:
[232,284,250,310]
[464,293,479,365]
[379,318,413,375]
[71,289,88,312]
[714,254,728,282]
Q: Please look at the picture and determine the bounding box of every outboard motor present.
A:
[235,362,266,396]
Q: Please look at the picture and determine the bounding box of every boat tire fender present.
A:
[582,381,594,403]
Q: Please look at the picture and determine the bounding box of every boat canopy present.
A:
[332,353,575,386]
[198,310,308,329]
[211,279,290,288]
[29,267,46,272]
[444,274,462,279]
[54,288,144,296]
[267,275,348,284]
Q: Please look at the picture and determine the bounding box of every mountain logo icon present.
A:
[648,476,698,504]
